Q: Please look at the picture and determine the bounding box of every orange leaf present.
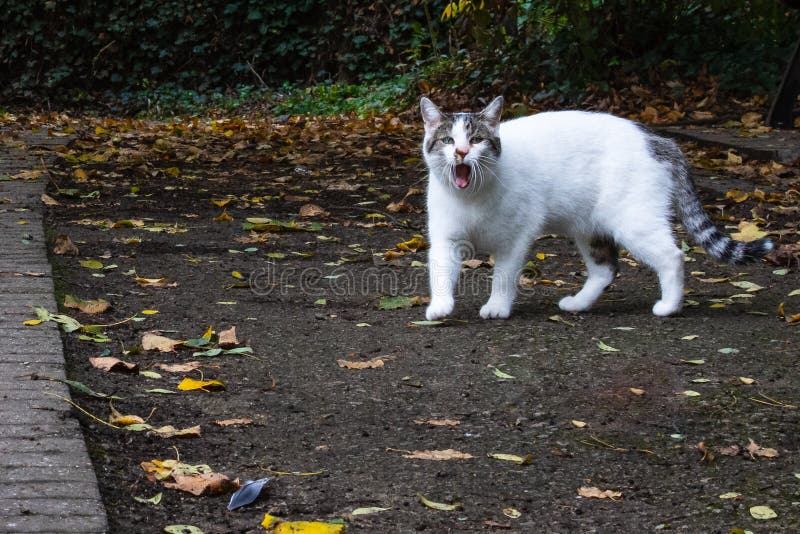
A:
[89,356,139,374]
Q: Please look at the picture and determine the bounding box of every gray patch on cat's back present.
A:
[636,124,683,168]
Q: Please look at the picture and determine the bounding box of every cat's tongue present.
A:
[454,164,471,189]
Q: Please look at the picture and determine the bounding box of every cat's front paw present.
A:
[479,300,511,319]
[558,295,590,313]
[426,298,454,320]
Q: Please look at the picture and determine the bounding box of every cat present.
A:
[420,96,773,320]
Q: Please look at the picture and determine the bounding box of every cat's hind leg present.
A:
[621,233,684,316]
[559,236,618,313]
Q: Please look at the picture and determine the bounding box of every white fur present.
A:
[422,99,685,319]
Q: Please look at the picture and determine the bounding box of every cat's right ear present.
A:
[420,97,442,131]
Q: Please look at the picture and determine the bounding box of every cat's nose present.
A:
[455,147,469,158]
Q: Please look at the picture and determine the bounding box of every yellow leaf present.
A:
[260,515,345,533]
[201,325,214,339]
[164,167,180,177]
[177,377,226,392]
[141,309,159,315]
[571,420,588,428]
[74,168,89,181]
[80,259,104,269]
[23,319,43,326]
[395,235,428,253]
[417,493,462,511]
[231,271,244,279]
[109,405,145,426]
[749,505,777,520]
[730,221,768,242]
[739,376,755,385]
[629,387,645,396]
[213,210,233,223]
[210,198,232,207]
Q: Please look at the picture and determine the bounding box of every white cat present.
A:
[420,96,772,320]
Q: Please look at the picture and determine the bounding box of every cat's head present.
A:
[420,96,503,191]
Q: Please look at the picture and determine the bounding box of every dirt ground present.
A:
[35,114,800,533]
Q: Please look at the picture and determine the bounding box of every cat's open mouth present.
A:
[454,164,471,189]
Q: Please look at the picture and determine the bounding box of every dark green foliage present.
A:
[2,0,799,110]
[0,0,447,106]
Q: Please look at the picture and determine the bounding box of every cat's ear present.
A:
[480,96,504,129]
[420,97,442,130]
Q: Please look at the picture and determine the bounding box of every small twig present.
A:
[748,392,798,409]
[247,61,267,89]
[259,467,324,477]
[45,392,120,429]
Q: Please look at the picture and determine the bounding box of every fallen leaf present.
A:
[157,361,202,373]
[548,314,576,327]
[719,492,742,499]
[142,333,183,352]
[730,280,764,292]
[63,294,110,314]
[89,356,139,374]
[502,507,522,519]
[213,418,253,427]
[148,425,202,439]
[492,367,515,379]
[177,377,226,392]
[717,444,741,456]
[111,219,145,228]
[377,295,422,310]
[399,449,473,461]
[133,492,162,505]
[746,439,779,459]
[108,405,146,426]
[718,347,740,354]
[23,319,43,326]
[629,388,645,396]
[135,277,177,288]
[213,210,233,222]
[413,418,460,427]
[571,420,588,428]
[487,452,533,465]
[597,340,620,352]
[261,514,345,533]
[677,390,701,397]
[351,506,391,516]
[164,526,203,534]
[577,486,622,500]
[681,335,699,340]
[738,376,755,385]
[298,204,329,218]
[41,193,60,206]
[80,259,104,269]
[681,359,705,365]
[730,221,768,242]
[416,493,462,511]
[337,357,385,369]
[749,505,777,520]
[395,235,428,253]
[217,326,238,347]
[163,472,237,496]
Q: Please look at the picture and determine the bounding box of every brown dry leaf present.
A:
[337,356,385,369]
[400,449,474,461]
[741,112,763,128]
[696,441,715,462]
[217,326,238,347]
[63,294,110,314]
[135,277,178,288]
[383,250,405,261]
[386,199,417,213]
[629,388,646,396]
[41,193,60,206]
[577,486,623,500]
[413,418,461,427]
[89,356,139,374]
[717,444,741,456]
[212,418,254,427]
[299,204,329,218]
[11,169,45,180]
[156,361,202,373]
[142,332,183,352]
[53,234,79,256]
[148,425,202,439]
[163,472,238,496]
[746,439,779,459]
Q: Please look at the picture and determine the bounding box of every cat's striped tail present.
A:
[671,149,772,265]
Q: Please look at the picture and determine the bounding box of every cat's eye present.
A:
[470,136,484,144]
[439,136,454,145]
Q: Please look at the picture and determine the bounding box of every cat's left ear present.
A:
[480,96,504,130]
